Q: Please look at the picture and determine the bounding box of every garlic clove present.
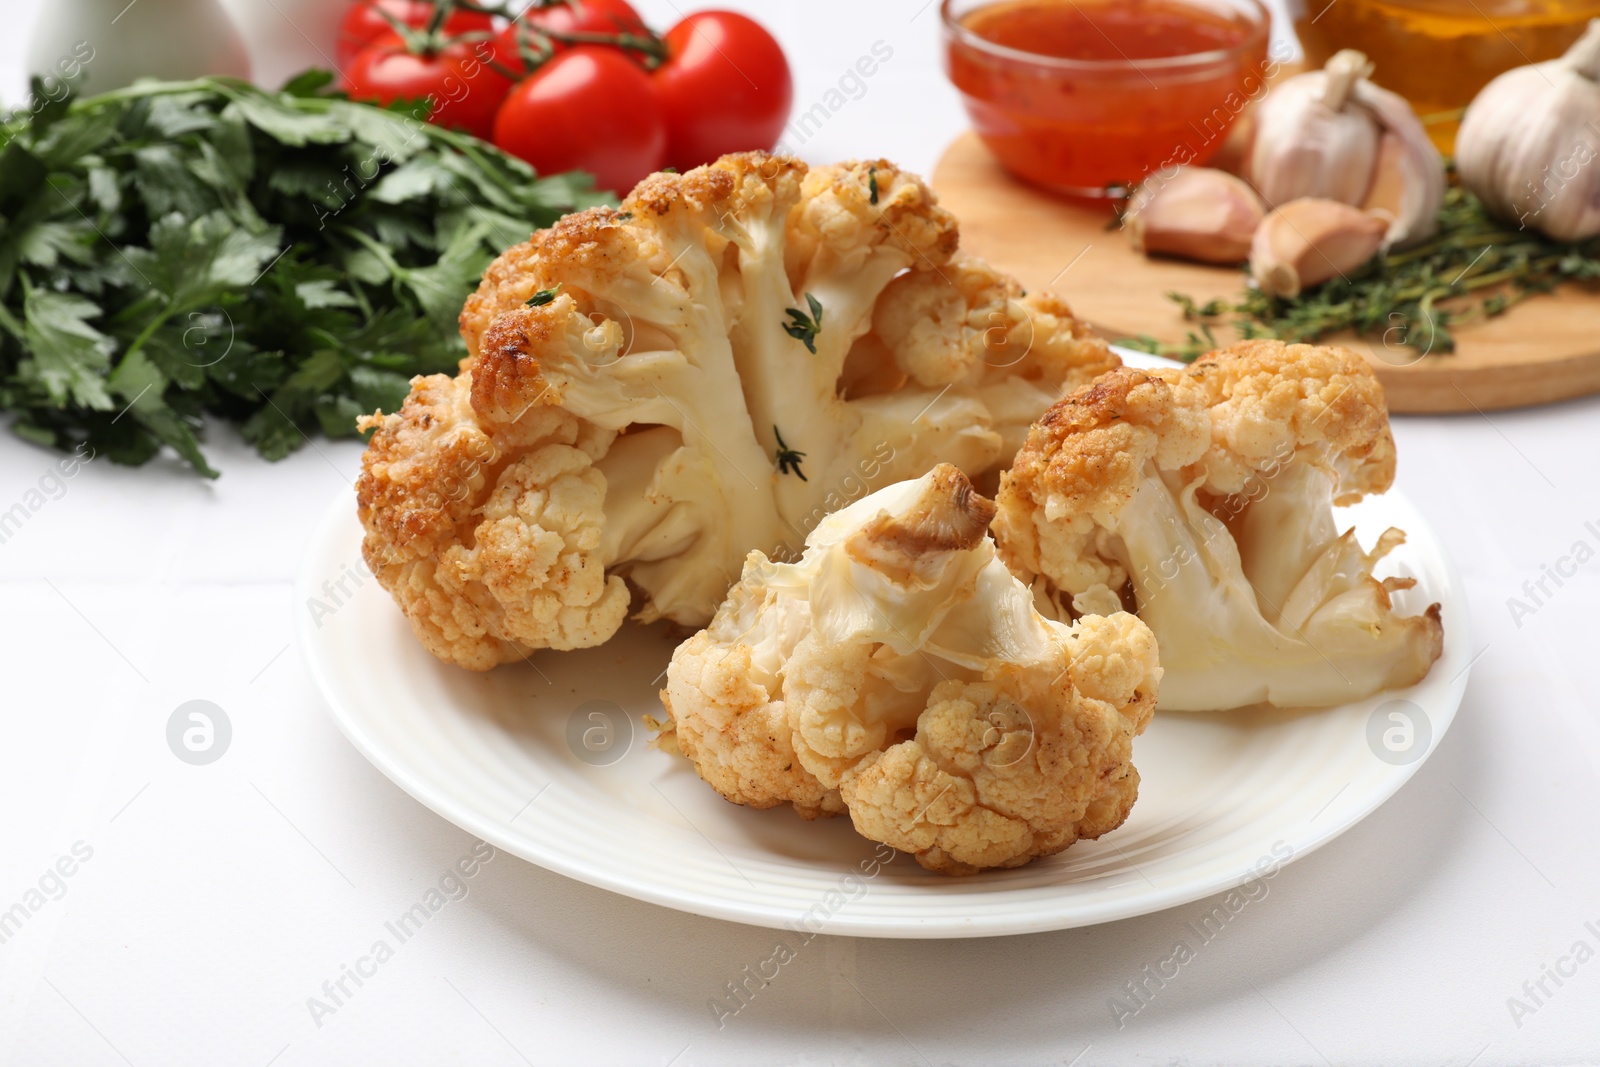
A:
[1350,79,1445,246]
[1247,49,1444,248]
[1457,19,1600,242]
[1251,199,1387,298]
[1248,50,1380,210]
[1361,131,1409,218]
[1127,166,1265,264]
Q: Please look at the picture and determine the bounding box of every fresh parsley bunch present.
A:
[0,71,609,476]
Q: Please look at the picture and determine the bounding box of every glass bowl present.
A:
[942,0,1272,197]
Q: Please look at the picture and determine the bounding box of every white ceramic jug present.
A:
[27,0,251,94]
[218,0,346,91]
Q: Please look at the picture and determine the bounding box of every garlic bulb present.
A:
[1126,167,1264,264]
[1251,199,1387,298]
[1456,19,1600,242]
[1248,50,1444,247]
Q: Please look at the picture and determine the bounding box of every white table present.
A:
[3,3,1598,1065]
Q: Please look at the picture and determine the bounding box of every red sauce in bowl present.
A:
[945,0,1273,196]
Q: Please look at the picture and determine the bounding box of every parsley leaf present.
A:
[20,288,114,410]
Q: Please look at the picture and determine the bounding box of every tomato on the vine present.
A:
[491,0,650,77]
[345,32,512,142]
[336,1,494,68]
[493,46,666,194]
[654,11,791,171]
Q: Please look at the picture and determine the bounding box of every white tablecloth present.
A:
[3,3,1598,1065]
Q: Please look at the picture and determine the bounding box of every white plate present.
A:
[296,355,1469,938]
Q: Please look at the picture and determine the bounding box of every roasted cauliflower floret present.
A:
[659,464,1161,875]
[857,254,1118,466]
[360,153,1115,669]
[355,373,626,668]
[993,340,1444,712]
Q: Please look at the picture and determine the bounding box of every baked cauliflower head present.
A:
[658,463,1161,875]
[358,153,1116,670]
[993,339,1444,713]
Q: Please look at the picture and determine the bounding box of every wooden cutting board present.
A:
[931,131,1600,413]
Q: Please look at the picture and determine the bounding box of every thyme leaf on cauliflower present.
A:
[772,424,808,480]
[525,285,561,307]
[782,292,825,354]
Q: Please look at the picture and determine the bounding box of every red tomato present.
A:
[493,47,666,193]
[654,11,791,170]
[345,32,512,142]
[491,0,649,77]
[336,1,494,68]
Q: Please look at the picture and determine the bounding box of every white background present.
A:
[2,2,1599,1065]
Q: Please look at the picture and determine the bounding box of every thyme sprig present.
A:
[1119,184,1600,362]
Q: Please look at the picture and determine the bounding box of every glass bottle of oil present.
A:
[1295,0,1600,151]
